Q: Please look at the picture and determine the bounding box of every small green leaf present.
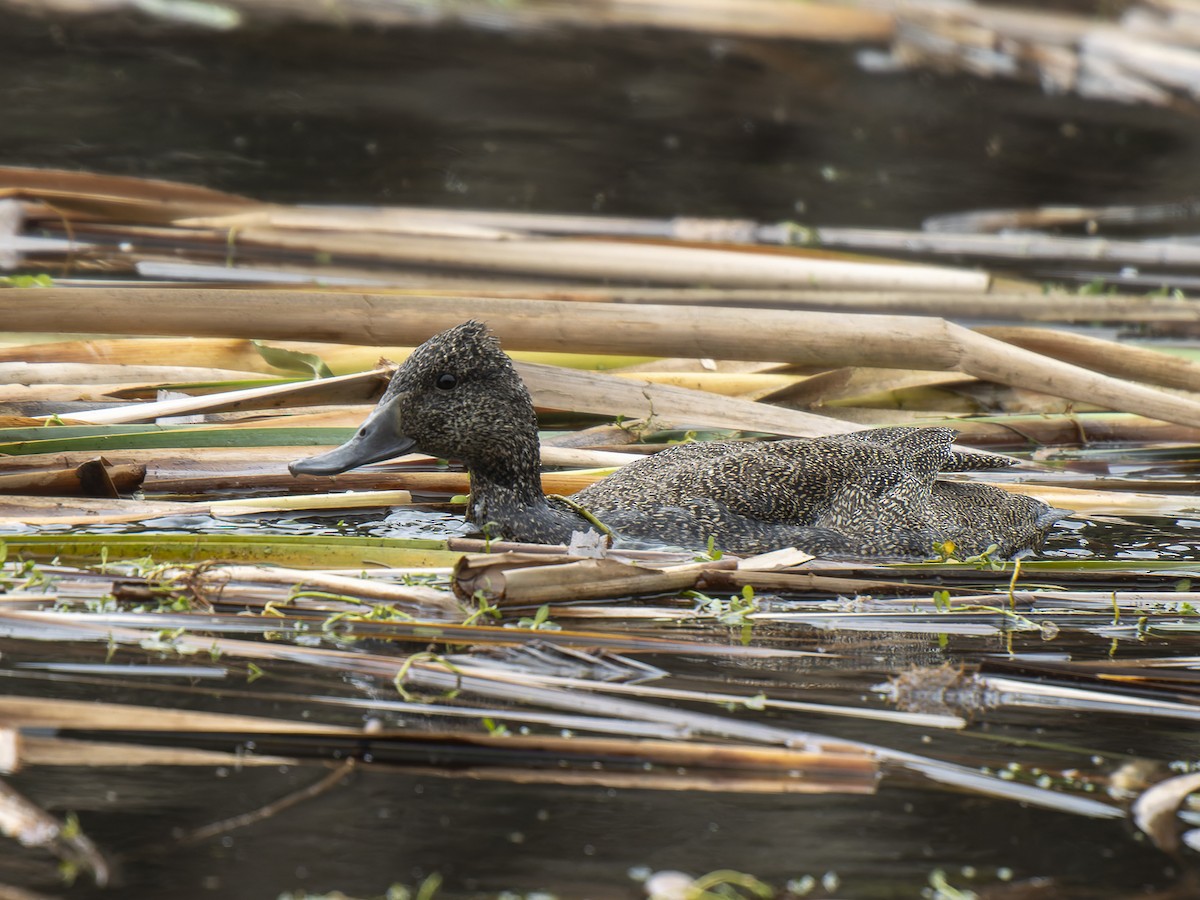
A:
[251,340,334,378]
[481,718,510,736]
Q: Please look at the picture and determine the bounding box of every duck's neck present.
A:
[464,437,587,545]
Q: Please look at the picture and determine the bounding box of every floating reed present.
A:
[5,291,1200,431]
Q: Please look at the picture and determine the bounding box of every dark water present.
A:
[0,627,1192,900]
[5,17,1200,229]
[4,765,1178,899]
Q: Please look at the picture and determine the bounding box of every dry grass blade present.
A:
[0,491,422,527]
[983,676,1200,723]
[393,286,1200,324]
[217,228,992,291]
[813,226,1200,266]
[0,289,969,365]
[951,325,1200,429]
[0,694,353,734]
[190,564,461,613]
[0,164,255,222]
[53,368,389,425]
[0,361,269,385]
[0,336,331,374]
[883,2,1200,108]
[21,735,299,769]
[289,466,607,497]
[0,333,651,379]
[625,371,801,396]
[932,412,1200,448]
[0,3,895,46]
[759,366,977,407]
[379,733,879,794]
[518,360,856,437]
[450,662,967,730]
[0,776,110,886]
[1133,771,1200,853]
[176,760,357,845]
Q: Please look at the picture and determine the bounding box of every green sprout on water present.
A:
[689,586,758,627]
[513,604,560,631]
[693,534,723,561]
[927,868,978,899]
[479,520,505,552]
[481,717,511,737]
[319,599,417,635]
[462,589,501,626]
[687,586,759,644]
[394,652,462,703]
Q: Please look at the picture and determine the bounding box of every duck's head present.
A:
[289,320,539,478]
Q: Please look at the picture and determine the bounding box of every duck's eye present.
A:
[435,373,458,391]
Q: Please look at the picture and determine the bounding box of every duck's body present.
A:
[290,321,1067,560]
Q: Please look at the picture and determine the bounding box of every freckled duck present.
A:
[289,321,1068,559]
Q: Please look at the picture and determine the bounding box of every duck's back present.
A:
[572,426,1058,557]
[578,426,983,522]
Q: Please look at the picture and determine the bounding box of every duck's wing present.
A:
[698,438,922,523]
[576,439,750,510]
[942,450,1018,472]
[826,425,931,446]
[829,426,1018,474]
[583,439,850,524]
[821,426,955,481]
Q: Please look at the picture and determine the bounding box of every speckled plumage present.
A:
[577,429,1060,557]
[291,321,1068,559]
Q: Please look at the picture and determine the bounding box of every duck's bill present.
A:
[288,397,415,477]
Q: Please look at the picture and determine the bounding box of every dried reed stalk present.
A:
[980,326,1200,393]
[454,554,732,605]
[189,564,460,612]
[5,290,1200,429]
